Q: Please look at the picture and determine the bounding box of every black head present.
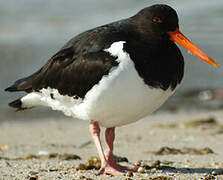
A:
[131,4,179,40]
[130,4,218,67]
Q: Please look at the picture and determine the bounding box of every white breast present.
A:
[73,41,174,127]
[21,41,175,128]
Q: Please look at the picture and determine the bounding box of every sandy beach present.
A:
[1,109,223,179]
[1,1,223,179]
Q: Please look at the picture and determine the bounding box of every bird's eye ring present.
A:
[153,17,162,23]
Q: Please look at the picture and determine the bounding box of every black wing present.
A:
[5,45,118,98]
[5,19,131,98]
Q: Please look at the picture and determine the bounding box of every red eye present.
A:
[153,17,162,23]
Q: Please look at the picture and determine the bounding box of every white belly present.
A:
[21,42,174,127]
[73,41,174,127]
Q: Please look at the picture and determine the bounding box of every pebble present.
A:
[135,161,141,167]
[126,171,133,177]
[137,167,145,173]
[29,171,39,176]
[4,161,11,167]
[28,176,38,180]
[151,160,160,167]
[150,168,157,173]
[125,178,132,180]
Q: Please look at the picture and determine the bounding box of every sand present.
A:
[1,110,223,179]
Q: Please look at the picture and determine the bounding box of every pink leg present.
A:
[89,122,122,175]
[105,127,140,172]
[105,127,118,167]
[89,122,106,171]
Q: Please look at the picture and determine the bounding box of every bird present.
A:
[5,4,218,176]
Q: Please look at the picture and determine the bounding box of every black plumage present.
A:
[5,4,184,102]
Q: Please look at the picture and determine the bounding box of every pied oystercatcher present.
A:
[5,4,218,175]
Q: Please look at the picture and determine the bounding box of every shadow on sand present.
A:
[157,165,223,175]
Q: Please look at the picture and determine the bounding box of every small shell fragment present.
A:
[137,167,145,173]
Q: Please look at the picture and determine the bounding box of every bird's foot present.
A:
[98,163,122,176]
[98,161,140,176]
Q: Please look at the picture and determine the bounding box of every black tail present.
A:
[8,98,22,108]
[5,66,43,93]
[8,97,26,111]
[5,77,32,92]
[5,73,39,109]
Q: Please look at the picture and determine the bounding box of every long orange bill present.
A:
[168,29,218,67]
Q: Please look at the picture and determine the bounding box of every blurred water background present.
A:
[1,0,223,121]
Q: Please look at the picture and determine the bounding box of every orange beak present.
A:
[168,29,218,67]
